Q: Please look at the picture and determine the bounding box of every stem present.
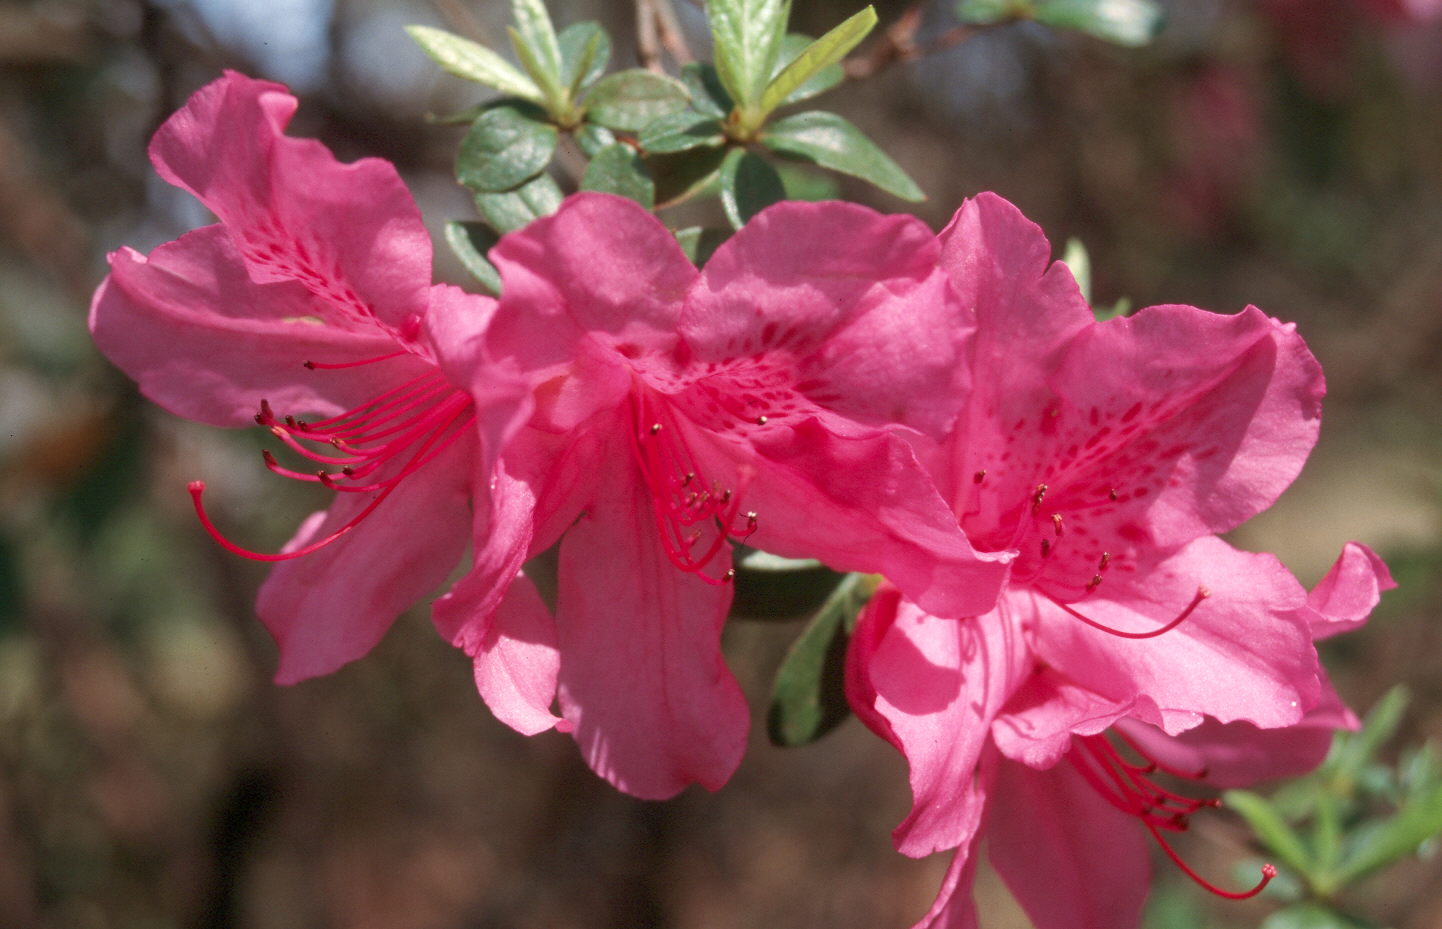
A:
[635,0,693,74]
[844,5,995,81]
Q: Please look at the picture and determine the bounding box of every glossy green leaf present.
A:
[581,143,655,208]
[650,147,728,207]
[456,104,557,193]
[1258,905,1377,929]
[1223,790,1314,875]
[775,162,840,202]
[680,62,733,118]
[574,122,617,158]
[585,70,691,132]
[762,110,924,201]
[720,147,785,229]
[1032,0,1164,47]
[1062,237,1092,302]
[767,33,847,108]
[639,111,725,154]
[558,21,609,94]
[1333,685,1410,785]
[767,573,869,747]
[473,172,563,233]
[405,25,543,103]
[444,221,502,296]
[759,8,875,116]
[708,0,792,108]
[508,0,565,97]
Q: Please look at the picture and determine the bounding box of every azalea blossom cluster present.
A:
[90,74,1392,928]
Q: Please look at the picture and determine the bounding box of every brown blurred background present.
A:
[1,1,1440,927]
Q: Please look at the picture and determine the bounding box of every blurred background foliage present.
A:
[0,1,1440,927]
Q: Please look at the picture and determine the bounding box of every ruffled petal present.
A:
[851,588,1030,856]
[1303,541,1394,640]
[686,201,969,437]
[552,421,748,799]
[991,668,1140,769]
[256,438,473,684]
[987,756,1152,929]
[1035,536,1321,732]
[148,72,431,335]
[485,193,698,382]
[92,228,420,427]
[686,417,1011,619]
[911,838,982,929]
[470,573,562,735]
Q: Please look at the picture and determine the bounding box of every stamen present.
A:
[1109,488,1119,501]
[1031,483,1048,513]
[1051,513,1065,536]
[1047,587,1209,639]
[1070,735,1275,901]
[1040,538,1053,559]
[755,415,768,426]
[303,350,408,370]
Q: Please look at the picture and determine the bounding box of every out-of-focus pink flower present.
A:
[430,192,1011,799]
[845,194,1394,928]
[90,72,496,683]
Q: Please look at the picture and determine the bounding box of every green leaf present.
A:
[558,21,609,94]
[405,25,543,103]
[674,226,731,267]
[444,221,502,295]
[708,0,792,108]
[1334,779,1442,885]
[759,8,875,117]
[1332,685,1410,785]
[954,0,1020,25]
[508,0,565,97]
[767,33,847,108]
[766,573,870,747]
[1223,790,1314,875]
[1031,0,1165,47]
[638,111,725,154]
[473,172,563,233]
[1062,237,1092,302]
[1258,905,1378,929]
[456,104,558,193]
[650,147,728,207]
[719,147,785,229]
[584,70,691,132]
[581,143,655,208]
[680,62,733,118]
[775,162,840,202]
[574,122,617,158]
[761,110,924,201]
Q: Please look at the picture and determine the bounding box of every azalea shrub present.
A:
[84,1,1440,928]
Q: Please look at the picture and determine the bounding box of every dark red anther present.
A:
[1031,483,1048,513]
[1109,488,1119,502]
[973,469,987,484]
[1051,512,1065,536]
[1040,538,1053,558]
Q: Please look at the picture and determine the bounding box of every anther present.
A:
[1052,513,1065,536]
[723,569,736,582]
[1086,574,1103,592]
[1109,488,1119,501]
[682,472,695,486]
[1041,539,1053,558]
[755,415,768,425]
[1098,551,1111,571]
[649,423,662,435]
[1031,483,1048,513]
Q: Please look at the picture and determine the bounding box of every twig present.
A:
[652,0,694,66]
[844,5,982,81]
[636,0,693,73]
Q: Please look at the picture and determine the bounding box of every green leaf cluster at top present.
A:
[1224,686,1442,928]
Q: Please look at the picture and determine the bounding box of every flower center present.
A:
[1070,733,1276,900]
[189,352,473,561]
[629,390,756,585]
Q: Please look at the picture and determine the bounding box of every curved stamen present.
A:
[304,349,409,370]
[1070,735,1275,901]
[1046,587,1209,640]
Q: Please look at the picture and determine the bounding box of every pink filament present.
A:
[629,390,755,585]
[1046,587,1209,639]
[1070,735,1275,901]
[192,359,473,561]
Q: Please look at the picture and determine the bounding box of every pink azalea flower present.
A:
[844,194,1395,928]
[428,192,1012,799]
[90,72,497,682]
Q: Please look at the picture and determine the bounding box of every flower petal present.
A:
[552,422,748,799]
[92,229,419,427]
[1035,536,1320,732]
[991,666,1139,769]
[910,838,982,929]
[471,573,563,735]
[485,193,697,381]
[148,71,431,335]
[1303,541,1394,640]
[850,588,1030,856]
[987,755,1152,929]
[257,439,473,684]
